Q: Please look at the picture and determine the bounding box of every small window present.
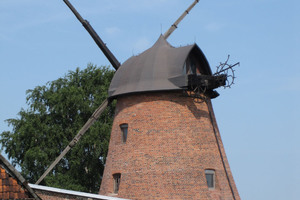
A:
[120,124,128,143]
[205,169,215,189]
[184,57,197,75]
[113,173,121,194]
[190,60,197,75]
[183,62,187,74]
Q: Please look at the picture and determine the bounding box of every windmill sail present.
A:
[164,0,200,39]
[35,99,109,184]
[36,0,203,185]
[63,0,120,70]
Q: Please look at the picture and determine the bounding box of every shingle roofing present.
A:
[0,166,32,199]
[108,35,211,98]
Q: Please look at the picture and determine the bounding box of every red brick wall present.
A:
[100,91,240,200]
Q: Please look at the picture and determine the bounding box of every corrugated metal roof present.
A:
[108,35,211,98]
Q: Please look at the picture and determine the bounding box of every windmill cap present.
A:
[108,35,212,99]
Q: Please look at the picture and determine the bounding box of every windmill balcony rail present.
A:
[186,74,227,99]
[187,74,227,90]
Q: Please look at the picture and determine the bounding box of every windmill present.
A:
[36,0,240,199]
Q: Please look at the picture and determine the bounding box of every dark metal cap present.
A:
[108,35,211,98]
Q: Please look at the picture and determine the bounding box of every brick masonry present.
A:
[100,91,240,200]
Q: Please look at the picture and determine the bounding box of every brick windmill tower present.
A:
[36,1,240,199]
[99,33,240,199]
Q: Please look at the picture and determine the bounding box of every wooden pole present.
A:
[36,99,109,184]
[63,0,121,70]
[164,0,200,39]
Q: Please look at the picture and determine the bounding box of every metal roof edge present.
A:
[108,88,184,100]
[29,184,130,200]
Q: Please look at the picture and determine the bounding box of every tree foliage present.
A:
[0,64,115,193]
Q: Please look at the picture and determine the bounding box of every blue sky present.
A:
[0,0,299,199]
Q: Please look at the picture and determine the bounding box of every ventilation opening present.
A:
[120,123,128,143]
[205,169,215,189]
[113,173,121,194]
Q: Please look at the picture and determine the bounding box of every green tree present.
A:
[0,64,115,193]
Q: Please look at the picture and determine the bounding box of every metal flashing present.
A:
[29,184,130,200]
